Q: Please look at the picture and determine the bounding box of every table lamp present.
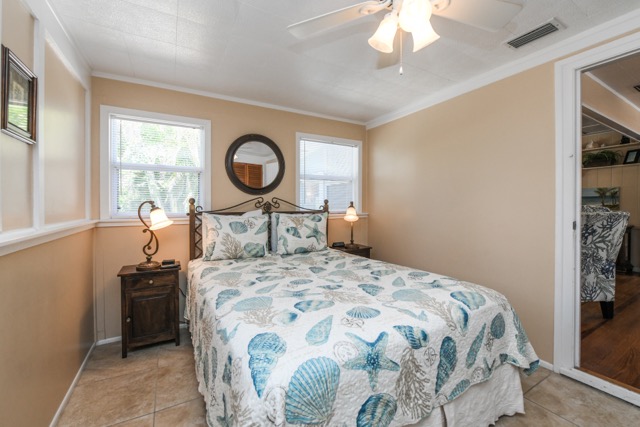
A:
[136,200,173,271]
[344,201,359,249]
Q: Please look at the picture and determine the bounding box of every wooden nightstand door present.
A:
[119,266,180,357]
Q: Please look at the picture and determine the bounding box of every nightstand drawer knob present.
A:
[148,279,154,285]
[126,317,131,323]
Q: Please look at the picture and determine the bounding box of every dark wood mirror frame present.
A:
[225,133,285,195]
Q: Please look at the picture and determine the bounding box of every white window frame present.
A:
[295,132,363,214]
[99,105,211,220]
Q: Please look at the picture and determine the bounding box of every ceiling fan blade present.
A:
[288,0,391,39]
[431,0,524,32]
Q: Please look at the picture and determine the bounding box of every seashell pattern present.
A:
[189,243,540,424]
[294,300,335,312]
[450,291,486,310]
[452,304,469,334]
[393,325,429,349]
[358,284,384,296]
[370,269,396,277]
[392,289,427,302]
[222,354,232,385]
[347,306,381,319]
[356,393,397,427]
[216,289,241,309]
[256,284,278,294]
[466,324,486,369]
[248,333,287,398]
[306,315,333,346]
[229,221,248,234]
[490,313,505,339]
[233,296,273,312]
[448,379,470,400]
[276,311,299,325]
[285,357,340,424]
[392,277,406,287]
[435,336,457,394]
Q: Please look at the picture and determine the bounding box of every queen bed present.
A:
[186,198,539,427]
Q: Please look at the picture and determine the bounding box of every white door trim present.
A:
[554,30,640,406]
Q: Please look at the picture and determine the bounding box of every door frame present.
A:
[554,30,640,406]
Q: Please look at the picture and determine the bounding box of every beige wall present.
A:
[44,41,86,224]
[368,64,556,361]
[582,73,640,136]
[0,0,34,231]
[91,77,368,340]
[0,230,94,427]
[0,2,93,426]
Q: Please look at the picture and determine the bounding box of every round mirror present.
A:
[225,134,285,195]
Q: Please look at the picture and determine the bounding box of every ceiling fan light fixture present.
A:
[368,12,399,53]
[399,0,432,32]
[411,20,440,52]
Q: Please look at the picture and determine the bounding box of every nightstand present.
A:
[332,243,372,258]
[118,264,181,358]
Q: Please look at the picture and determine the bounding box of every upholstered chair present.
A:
[580,206,630,318]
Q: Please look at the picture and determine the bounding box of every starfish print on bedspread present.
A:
[344,332,400,390]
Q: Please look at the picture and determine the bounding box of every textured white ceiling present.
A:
[47,0,640,123]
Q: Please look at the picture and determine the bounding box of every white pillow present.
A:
[202,213,269,260]
[273,212,328,255]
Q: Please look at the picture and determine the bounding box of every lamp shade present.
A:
[399,0,432,33]
[411,20,440,52]
[149,206,173,230]
[344,202,359,222]
[368,12,399,53]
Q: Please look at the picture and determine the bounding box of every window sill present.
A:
[96,218,190,227]
[0,220,97,257]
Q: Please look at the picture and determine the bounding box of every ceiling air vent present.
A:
[507,19,563,49]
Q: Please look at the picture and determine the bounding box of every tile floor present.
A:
[57,328,640,426]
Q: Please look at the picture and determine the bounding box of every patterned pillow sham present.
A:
[202,213,269,261]
[273,212,328,254]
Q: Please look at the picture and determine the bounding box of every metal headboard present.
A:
[188,197,329,260]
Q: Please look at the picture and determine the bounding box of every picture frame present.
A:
[623,149,640,164]
[1,45,37,144]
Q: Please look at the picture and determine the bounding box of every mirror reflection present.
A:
[225,134,285,195]
[232,141,279,189]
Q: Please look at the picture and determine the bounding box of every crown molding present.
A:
[366,8,640,129]
[91,72,366,127]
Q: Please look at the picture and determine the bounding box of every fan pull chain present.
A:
[399,31,404,75]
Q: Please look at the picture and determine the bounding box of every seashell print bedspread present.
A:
[187,249,539,426]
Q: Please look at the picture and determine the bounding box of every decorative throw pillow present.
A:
[202,213,269,261]
[274,212,328,254]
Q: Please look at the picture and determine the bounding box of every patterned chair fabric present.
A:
[581,205,613,213]
[580,208,629,311]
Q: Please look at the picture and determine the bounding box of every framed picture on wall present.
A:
[623,149,640,164]
[1,45,37,144]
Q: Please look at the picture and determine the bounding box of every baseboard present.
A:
[538,359,553,371]
[96,335,122,345]
[49,342,96,427]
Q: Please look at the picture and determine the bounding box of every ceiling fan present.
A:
[288,0,525,53]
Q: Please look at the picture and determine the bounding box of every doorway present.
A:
[555,31,640,406]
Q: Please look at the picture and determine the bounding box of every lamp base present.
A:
[136,260,161,271]
[345,243,358,250]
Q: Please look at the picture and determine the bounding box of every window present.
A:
[100,106,210,219]
[296,133,362,213]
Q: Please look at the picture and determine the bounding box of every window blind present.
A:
[110,115,204,217]
[299,138,359,212]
